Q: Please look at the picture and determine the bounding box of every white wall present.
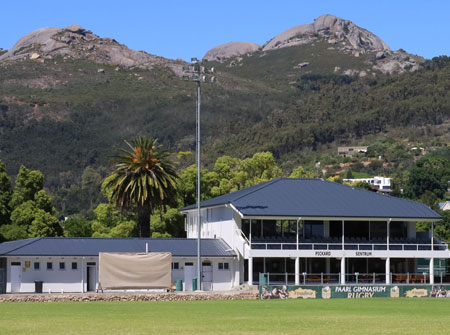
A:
[6,256,98,293]
[6,256,238,293]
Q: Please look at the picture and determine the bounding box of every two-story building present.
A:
[181,178,449,286]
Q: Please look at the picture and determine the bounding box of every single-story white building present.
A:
[0,238,237,293]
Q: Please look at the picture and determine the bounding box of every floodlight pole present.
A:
[196,74,201,291]
[183,59,216,291]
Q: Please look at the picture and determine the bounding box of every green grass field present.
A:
[1,299,450,335]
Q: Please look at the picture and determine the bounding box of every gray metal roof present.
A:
[181,178,441,220]
[0,238,236,257]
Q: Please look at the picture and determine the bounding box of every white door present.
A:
[202,265,212,291]
[10,263,21,292]
[184,264,195,291]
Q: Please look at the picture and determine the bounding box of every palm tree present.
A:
[106,137,178,237]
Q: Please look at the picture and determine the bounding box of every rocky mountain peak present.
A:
[263,14,389,51]
[0,24,182,73]
[203,41,261,61]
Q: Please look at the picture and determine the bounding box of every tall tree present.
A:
[0,165,61,240]
[105,137,178,237]
[0,160,11,227]
[9,165,44,209]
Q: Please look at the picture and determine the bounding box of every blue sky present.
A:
[1,0,449,61]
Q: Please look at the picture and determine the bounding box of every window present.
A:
[218,262,229,270]
[72,262,77,270]
[59,262,65,270]
[34,262,40,270]
[185,262,194,266]
[47,262,53,270]
[11,262,21,266]
[172,262,179,270]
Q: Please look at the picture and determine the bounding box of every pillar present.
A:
[340,257,346,284]
[430,258,434,285]
[248,257,253,285]
[431,223,434,251]
[385,257,390,284]
[295,257,300,285]
[326,258,331,274]
[324,221,330,238]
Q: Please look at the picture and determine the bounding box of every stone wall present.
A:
[0,292,258,303]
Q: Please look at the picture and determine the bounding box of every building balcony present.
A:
[250,236,448,252]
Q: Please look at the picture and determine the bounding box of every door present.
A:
[184,263,195,291]
[0,258,6,294]
[0,269,6,294]
[202,262,212,291]
[87,265,96,292]
[10,262,21,293]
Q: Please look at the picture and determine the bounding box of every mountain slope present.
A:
[0,16,449,189]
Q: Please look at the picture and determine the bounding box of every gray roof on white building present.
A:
[181,178,441,220]
[0,238,236,257]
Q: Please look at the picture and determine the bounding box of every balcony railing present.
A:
[251,240,448,252]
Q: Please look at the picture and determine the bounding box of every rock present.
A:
[114,66,120,71]
[334,66,341,72]
[294,62,309,69]
[204,41,260,61]
[30,53,40,60]
[65,24,85,34]
[359,71,367,77]
[376,51,386,59]
[97,68,105,73]
[343,69,357,76]
[0,25,177,73]
[263,14,390,52]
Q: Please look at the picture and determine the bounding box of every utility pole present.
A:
[183,58,216,290]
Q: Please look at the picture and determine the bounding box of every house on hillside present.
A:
[439,201,450,211]
[343,176,392,193]
[337,146,368,157]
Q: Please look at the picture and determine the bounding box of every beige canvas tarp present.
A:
[99,252,172,289]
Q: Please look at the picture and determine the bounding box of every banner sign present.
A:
[260,284,450,299]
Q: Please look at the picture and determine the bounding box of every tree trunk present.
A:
[137,206,151,237]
